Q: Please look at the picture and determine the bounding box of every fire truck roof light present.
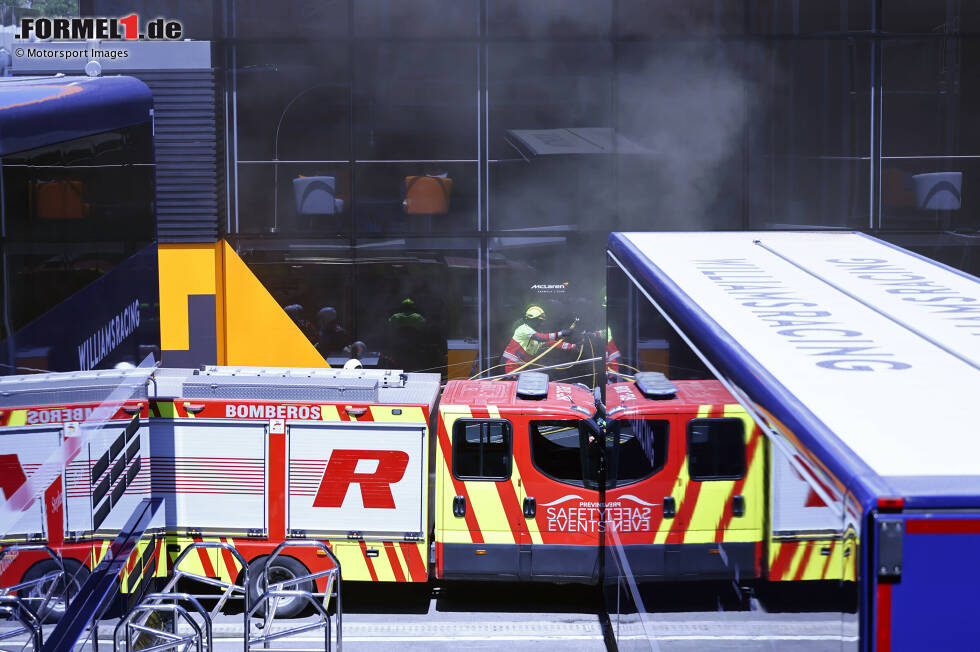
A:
[633,372,677,400]
[516,372,549,400]
[877,497,905,512]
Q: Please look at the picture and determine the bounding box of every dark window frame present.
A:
[451,418,512,481]
[686,417,746,481]
[528,419,593,488]
[606,418,670,488]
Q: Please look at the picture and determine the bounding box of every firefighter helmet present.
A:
[525,305,546,320]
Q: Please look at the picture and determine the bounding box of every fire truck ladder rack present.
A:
[0,544,73,651]
[160,542,250,638]
[247,540,342,652]
[113,592,212,652]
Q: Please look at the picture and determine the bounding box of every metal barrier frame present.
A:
[127,539,342,652]
[0,544,75,650]
[41,497,163,652]
[162,540,249,648]
[247,590,332,652]
[113,592,212,652]
[0,544,71,625]
[258,540,342,651]
[0,595,42,651]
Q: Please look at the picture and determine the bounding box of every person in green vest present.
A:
[500,305,577,374]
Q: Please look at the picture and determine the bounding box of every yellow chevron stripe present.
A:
[5,410,26,427]
[461,402,514,543]
[121,537,155,592]
[372,406,426,423]
[769,538,843,581]
[413,541,428,574]
[156,539,168,576]
[438,407,486,545]
[167,535,230,579]
[493,396,542,545]
[331,542,371,581]
[463,480,514,544]
[511,463,543,545]
[369,545,397,582]
[723,406,764,543]
[392,542,412,580]
[439,530,477,544]
[93,540,111,567]
[655,405,710,544]
[686,404,737,543]
[155,401,177,419]
[320,405,341,421]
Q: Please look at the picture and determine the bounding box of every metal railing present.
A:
[139,539,342,651]
[42,497,163,652]
[113,593,212,652]
[250,540,342,652]
[0,595,42,651]
[248,591,333,652]
[0,544,72,651]
[161,541,250,643]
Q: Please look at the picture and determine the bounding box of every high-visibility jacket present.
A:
[501,323,574,373]
[606,327,621,373]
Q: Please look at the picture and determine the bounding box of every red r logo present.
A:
[313,449,409,509]
[0,454,27,501]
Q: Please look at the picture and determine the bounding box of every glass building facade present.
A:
[88,0,980,379]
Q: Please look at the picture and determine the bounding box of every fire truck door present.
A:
[151,420,268,533]
[288,422,425,538]
[518,419,601,582]
[438,415,524,580]
[667,408,763,579]
[0,428,61,540]
[603,417,672,580]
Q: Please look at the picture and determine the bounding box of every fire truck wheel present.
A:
[19,558,89,623]
[247,556,314,618]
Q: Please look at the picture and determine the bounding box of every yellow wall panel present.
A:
[158,244,217,351]
[220,241,328,368]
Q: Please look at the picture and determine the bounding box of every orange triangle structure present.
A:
[218,241,328,368]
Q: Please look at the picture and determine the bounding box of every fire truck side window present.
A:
[607,419,668,487]
[687,418,746,481]
[530,420,590,486]
[452,419,512,480]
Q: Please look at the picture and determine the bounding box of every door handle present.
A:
[453,495,466,518]
[523,497,536,518]
[663,496,676,519]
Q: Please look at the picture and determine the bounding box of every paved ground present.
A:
[1,580,859,651]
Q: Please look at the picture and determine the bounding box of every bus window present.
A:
[687,418,745,481]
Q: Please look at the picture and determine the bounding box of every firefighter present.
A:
[388,297,426,330]
[385,297,433,371]
[605,327,622,375]
[501,305,577,374]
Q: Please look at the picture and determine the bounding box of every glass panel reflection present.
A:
[604,254,857,651]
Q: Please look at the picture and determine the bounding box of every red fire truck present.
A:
[0,365,848,618]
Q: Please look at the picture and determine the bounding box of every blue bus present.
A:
[0,75,159,374]
[606,231,980,651]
